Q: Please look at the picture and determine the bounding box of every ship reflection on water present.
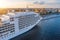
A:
[11,14,60,40]
[10,25,41,40]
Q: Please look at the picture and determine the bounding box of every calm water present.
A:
[11,14,60,40]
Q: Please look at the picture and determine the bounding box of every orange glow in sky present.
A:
[0,1,32,8]
[0,0,8,8]
[0,0,59,8]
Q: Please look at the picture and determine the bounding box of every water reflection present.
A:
[10,25,41,40]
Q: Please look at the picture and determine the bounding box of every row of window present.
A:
[18,15,36,30]
[0,23,15,37]
[10,17,14,21]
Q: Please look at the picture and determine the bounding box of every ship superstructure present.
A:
[0,10,42,40]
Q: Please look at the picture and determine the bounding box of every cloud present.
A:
[33,0,60,5]
[33,1,45,5]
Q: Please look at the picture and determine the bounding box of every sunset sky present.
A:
[0,0,60,8]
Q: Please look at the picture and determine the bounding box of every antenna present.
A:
[26,4,29,12]
[27,4,29,8]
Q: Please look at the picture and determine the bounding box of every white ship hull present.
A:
[0,12,42,40]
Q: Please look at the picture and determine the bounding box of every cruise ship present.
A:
[0,10,42,40]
